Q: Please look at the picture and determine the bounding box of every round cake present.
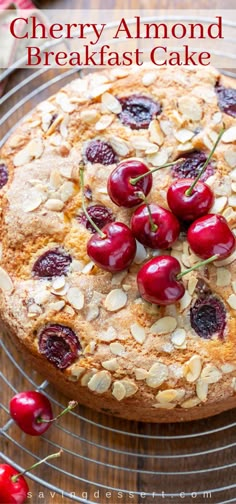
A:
[0,64,236,422]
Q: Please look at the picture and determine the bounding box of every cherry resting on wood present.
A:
[0,464,29,504]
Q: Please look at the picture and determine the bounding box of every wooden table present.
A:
[1,1,236,503]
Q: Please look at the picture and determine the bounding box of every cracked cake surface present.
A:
[0,64,236,422]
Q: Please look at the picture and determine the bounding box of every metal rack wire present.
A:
[1,15,236,504]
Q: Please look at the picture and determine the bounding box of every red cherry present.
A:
[0,464,29,504]
[137,256,185,305]
[131,203,180,249]
[167,178,214,221]
[107,159,152,208]
[87,221,136,272]
[187,214,236,259]
[10,391,53,436]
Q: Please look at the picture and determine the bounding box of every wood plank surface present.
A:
[1,1,236,503]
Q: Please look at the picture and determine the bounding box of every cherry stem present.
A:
[11,450,63,483]
[129,159,185,185]
[136,192,158,232]
[176,254,219,280]
[185,127,225,197]
[37,400,78,424]
[79,163,106,239]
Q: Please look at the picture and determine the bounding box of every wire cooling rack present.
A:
[0,15,236,504]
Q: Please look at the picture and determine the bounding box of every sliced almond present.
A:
[146,362,168,388]
[109,136,131,156]
[47,300,65,312]
[67,287,84,310]
[111,270,127,286]
[112,381,126,401]
[200,364,222,383]
[104,289,127,312]
[196,379,208,402]
[82,261,95,274]
[130,323,146,344]
[89,83,112,98]
[222,127,236,144]
[28,303,42,314]
[102,93,122,114]
[174,129,194,143]
[156,388,185,404]
[22,190,42,212]
[44,199,64,211]
[52,276,66,291]
[0,267,14,294]
[184,355,202,383]
[225,151,236,168]
[69,365,85,380]
[109,342,125,356]
[60,181,74,202]
[188,277,198,296]
[171,328,186,348]
[179,291,191,311]
[181,397,201,408]
[81,371,96,386]
[178,96,202,121]
[216,268,231,287]
[56,92,75,113]
[87,370,111,393]
[210,196,227,213]
[149,120,164,146]
[80,109,99,124]
[134,241,147,264]
[142,72,157,86]
[120,379,138,397]
[150,316,177,335]
[146,150,168,167]
[86,304,99,322]
[228,195,236,208]
[135,368,149,380]
[100,326,117,342]
[227,294,236,310]
[50,170,63,189]
[95,115,113,131]
[220,363,235,374]
[102,358,119,372]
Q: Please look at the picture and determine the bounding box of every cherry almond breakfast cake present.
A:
[0,64,236,422]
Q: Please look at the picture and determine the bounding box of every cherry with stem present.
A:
[137,254,219,305]
[10,390,77,436]
[131,192,180,249]
[79,164,137,272]
[167,128,225,221]
[0,450,62,504]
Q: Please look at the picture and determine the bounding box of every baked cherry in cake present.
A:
[0,163,8,189]
[85,140,117,165]
[215,84,236,117]
[171,151,214,181]
[32,249,72,278]
[118,95,161,129]
[38,324,81,369]
[190,296,226,339]
[78,204,114,233]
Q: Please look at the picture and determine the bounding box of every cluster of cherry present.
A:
[82,129,235,305]
[0,391,76,504]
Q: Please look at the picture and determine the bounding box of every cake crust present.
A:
[0,64,236,422]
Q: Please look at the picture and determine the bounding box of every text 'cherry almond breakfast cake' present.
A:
[0,64,236,422]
